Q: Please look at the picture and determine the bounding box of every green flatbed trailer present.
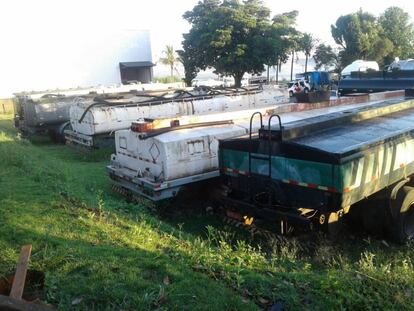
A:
[219,94,414,241]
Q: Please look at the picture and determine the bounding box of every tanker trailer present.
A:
[219,92,414,242]
[65,85,288,149]
[14,92,91,141]
[13,83,153,142]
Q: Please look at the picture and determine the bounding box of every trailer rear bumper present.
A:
[64,129,94,148]
[107,164,220,201]
[65,130,116,149]
[15,119,68,139]
[222,195,313,228]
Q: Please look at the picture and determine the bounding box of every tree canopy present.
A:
[331,10,382,66]
[180,0,298,87]
[379,7,414,64]
[177,47,199,87]
[178,3,414,84]
[313,44,339,72]
[331,7,414,69]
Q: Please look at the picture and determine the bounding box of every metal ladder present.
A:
[248,112,263,176]
[265,114,283,178]
[248,112,283,178]
[249,112,287,233]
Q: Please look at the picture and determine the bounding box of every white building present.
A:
[0,29,153,98]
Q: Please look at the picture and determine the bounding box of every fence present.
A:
[0,99,14,114]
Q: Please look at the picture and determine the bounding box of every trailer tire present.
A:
[56,121,72,143]
[48,122,71,144]
[388,186,414,243]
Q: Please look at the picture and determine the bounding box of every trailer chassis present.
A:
[107,163,220,201]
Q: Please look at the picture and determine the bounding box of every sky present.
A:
[0,0,413,96]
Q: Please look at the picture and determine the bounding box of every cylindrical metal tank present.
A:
[13,83,165,134]
[70,85,288,136]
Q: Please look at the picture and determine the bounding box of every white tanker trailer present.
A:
[107,90,406,201]
[64,85,288,148]
[13,83,165,142]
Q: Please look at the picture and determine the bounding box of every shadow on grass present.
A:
[2,113,414,311]
[0,223,258,311]
[4,199,412,311]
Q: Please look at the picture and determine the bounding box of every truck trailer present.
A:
[339,69,414,95]
[13,83,155,141]
[107,90,405,202]
[65,85,288,149]
[220,91,414,242]
[14,91,93,141]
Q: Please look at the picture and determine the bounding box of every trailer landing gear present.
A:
[318,210,347,239]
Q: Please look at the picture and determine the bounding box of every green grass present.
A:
[154,76,183,84]
[1,113,414,310]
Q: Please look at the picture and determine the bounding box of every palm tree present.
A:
[289,33,302,81]
[160,45,179,78]
[300,33,317,72]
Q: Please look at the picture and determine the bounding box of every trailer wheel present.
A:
[48,122,71,144]
[388,186,414,243]
[56,121,72,143]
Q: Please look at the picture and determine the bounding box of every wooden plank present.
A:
[0,294,55,311]
[10,245,32,300]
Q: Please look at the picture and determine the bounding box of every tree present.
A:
[289,45,297,81]
[366,38,394,67]
[160,45,179,77]
[299,33,317,72]
[313,44,339,72]
[331,10,381,67]
[330,7,414,69]
[269,11,300,81]
[379,7,414,64]
[181,0,298,87]
[177,48,199,87]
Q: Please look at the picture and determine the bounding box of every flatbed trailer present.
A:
[339,70,414,94]
[220,92,414,241]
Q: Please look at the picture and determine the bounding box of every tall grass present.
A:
[0,114,414,310]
